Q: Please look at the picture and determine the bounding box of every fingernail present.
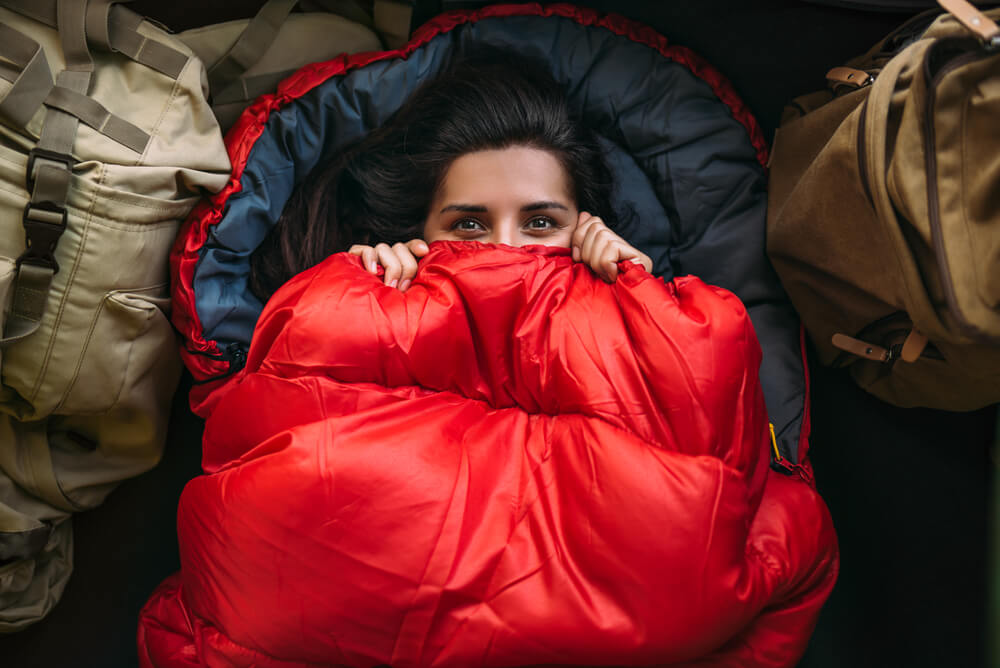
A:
[399,279,411,292]
[369,262,377,273]
[389,279,398,288]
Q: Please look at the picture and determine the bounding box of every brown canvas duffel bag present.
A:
[767,0,1000,410]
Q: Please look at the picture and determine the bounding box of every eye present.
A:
[524,216,557,232]
[452,218,485,232]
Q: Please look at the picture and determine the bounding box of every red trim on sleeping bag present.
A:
[171,2,771,397]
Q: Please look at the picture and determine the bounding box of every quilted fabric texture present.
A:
[138,244,837,667]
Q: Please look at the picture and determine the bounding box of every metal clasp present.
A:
[826,66,875,91]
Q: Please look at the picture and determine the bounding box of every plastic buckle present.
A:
[25,147,74,192]
[19,201,67,273]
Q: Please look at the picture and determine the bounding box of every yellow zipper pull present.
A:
[769,423,780,461]
[937,0,1000,45]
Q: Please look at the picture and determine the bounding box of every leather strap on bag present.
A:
[938,0,1000,44]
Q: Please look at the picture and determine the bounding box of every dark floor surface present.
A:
[0,1,996,666]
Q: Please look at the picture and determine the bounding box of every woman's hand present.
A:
[349,239,429,292]
[571,212,652,282]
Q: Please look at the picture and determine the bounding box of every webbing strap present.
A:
[0,0,58,27]
[106,6,188,79]
[57,0,92,72]
[84,0,121,51]
[0,0,176,345]
[2,263,56,344]
[207,0,299,94]
[0,0,188,79]
[30,164,72,206]
[0,61,21,83]
[0,23,55,129]
[212,69,296,106]
[44,84,150,152]
[1,65,86,346]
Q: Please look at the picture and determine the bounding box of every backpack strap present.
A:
[203,0,412,101]
[0,23,55,129]
[1,0,189,78]
[102,5,188,77]
[43,84,150,152]
[0,0,187,345]
[0,1,90,345]
[205,0,299,94]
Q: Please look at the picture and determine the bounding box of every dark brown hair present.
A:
[249,49,619,301]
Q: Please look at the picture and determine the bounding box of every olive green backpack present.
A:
[767,0,1000,410]
[0,0,229,629]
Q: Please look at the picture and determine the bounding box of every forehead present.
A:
[435,146,573,206]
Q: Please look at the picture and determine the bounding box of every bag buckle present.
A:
[831,333,892,362]
[25,147,74,192]
[19,201,67,273]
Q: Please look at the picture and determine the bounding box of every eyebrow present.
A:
[438,201,570,214]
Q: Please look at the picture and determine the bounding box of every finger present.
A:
[599,241,624,282]
[348,245,379,274]
[630,252,653,273]
[571,212,597,261]
[393,242,419,292]
[375,243,402,287]
[405,238,430,257]
[580,224,610,271]
[587,234,616,283]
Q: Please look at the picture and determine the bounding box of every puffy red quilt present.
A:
[138,243,837,667]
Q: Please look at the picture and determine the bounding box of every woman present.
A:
[250,50,652,300]
[142,33,837,668]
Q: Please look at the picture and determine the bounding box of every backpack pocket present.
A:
[57,286,175,415]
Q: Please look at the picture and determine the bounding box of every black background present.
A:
[0,2,995,667]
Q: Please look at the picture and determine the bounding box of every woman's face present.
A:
[423,146,579,247]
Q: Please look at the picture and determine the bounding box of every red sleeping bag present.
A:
[139,242,837,667]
